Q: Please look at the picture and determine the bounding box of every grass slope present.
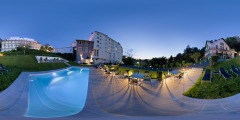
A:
[183,57,240,99]
[0,55,67,92]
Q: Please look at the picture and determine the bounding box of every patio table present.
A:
[129,73,145,85]
[169,71,181,80]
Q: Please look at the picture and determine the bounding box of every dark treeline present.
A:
[122,45,205,68]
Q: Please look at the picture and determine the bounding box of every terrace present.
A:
[1,66,240,119]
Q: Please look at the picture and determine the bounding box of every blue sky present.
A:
[0,0,240,59]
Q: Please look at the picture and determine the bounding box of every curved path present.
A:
[0,67,240,120]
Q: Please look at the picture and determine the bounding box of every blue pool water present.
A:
[25,67,89,118]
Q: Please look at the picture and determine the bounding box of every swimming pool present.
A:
[25,67,89,118]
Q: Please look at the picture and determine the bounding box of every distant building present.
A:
[205,38,236,60]
[52,47,74,54]
[41,44,55,52]
[75,31,123,64]
[0,37,41,52]
[75,40,94,64]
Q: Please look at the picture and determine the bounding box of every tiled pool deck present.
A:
[1,67,240,120]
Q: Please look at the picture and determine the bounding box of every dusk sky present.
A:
[0,0,240,59]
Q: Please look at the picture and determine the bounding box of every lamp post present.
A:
[23,46,25,55]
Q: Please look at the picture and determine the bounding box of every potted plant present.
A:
[44,57,48,63]
[39,57,43,63]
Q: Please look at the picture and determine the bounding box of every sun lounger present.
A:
[0,64,11,72]
[230,65,240,76]
[201,69,212,83]
[219,68,232,80]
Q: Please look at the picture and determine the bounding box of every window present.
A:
[79,41,82,45]
[78,47,82,53]
[85,47,88,53]
[216,45,218,49]
[85,42,88,45]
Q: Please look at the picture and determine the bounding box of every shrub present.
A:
[210,56,219,66]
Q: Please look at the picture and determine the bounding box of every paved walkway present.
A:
[0,67,240,120]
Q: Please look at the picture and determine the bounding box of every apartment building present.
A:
[205,38,236,59]
[89,31,123,64]
[0,37,41,52]
[76,31,123,64]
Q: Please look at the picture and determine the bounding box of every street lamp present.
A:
[23,46,25,55]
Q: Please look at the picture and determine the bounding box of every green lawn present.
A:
[183,57,240,99]
[0,55,68,92]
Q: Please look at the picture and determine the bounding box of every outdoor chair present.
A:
[201,69,212,83]
[0,64,11,72]
[230,65,240,76]
[134,70,139,73]
[219,68,232,80]
[115,68,121,75]
[104,67,111,74]
[163,73,171,79]
[145,71,150,73]
[141,73,152,87]
[175,72,184,79]
[123,70,130,78]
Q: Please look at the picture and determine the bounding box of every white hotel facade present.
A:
[0,37,41,52]
[76,31,123,64]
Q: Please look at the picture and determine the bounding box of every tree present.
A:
[183,45,201,62]
[191,52,201,63]
[200,47,205,58]
[122,56,135,65]
[168,55,174,63]
[182,60,185,66]
[150,58,160,68]
[210,56,219,66]
[175,62,180,67]
[170,63,174,68]
[225,37,240,52]
[150,57,167,68]
[40,44,54,52]
[175,53,183,63]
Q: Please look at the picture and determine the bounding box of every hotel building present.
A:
[205,38,236,60]
[76,31,123,64]
[0,37,41,52]
[75,40,94,64]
